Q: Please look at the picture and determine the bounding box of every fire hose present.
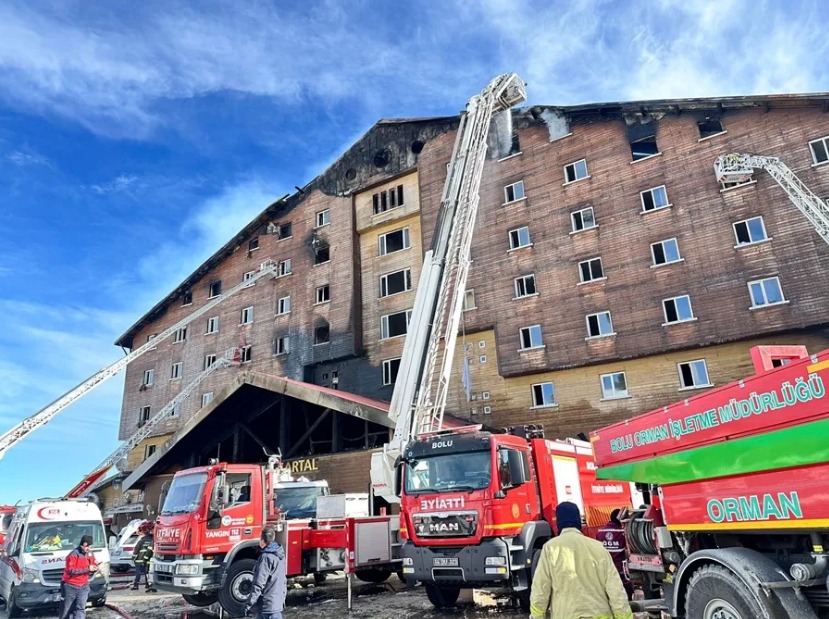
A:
[626,516,657,555]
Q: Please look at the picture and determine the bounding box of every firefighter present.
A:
[596,508,634,598]
[59,535,98,619]
[529,502,633,619]
[131,522,156,592]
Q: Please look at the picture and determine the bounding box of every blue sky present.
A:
[0,0,827,503]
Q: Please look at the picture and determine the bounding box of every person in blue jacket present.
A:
[245,527,287,619]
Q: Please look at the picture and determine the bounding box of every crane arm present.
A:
[714,154,829,246]
[0,259,280,461]
[65,350,241,498]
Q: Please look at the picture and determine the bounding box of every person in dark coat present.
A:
[60,535,98,619]
[245,527,287,619]
[596,508,634,598]
[131,524,155,591]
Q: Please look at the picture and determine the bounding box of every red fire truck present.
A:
[398,425,634,608]
[152,456,399,616]
[591,345,829,619]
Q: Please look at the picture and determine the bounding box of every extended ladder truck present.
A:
[0,259,282,463]
[587,153,829,619]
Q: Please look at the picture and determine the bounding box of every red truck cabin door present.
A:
[215,469,261,544]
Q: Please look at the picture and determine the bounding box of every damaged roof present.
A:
[115,91,829,348]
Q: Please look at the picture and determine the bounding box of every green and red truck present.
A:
[591,345,829,619]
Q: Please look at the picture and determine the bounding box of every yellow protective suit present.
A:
[529,528,633,619]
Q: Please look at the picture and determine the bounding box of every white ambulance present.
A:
[0,498,110,617]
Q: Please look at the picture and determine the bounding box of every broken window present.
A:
[378,228,410,255]
[209,280,222,298]
[630,135,659,161]
[380,269,412,297]
[586,311,614,338]
[315,322,330,345]
[139,406,151,425]
[274,335,289,355]
[248,237,260,252]
[514,274,537,298]
[641,186,670,212]
[698,118,725,139]
[678,360,710,389]
[381,310,411,339]
[663,295,695,324]
[564,159,588,184]
[240,345,252,362]
[578,257,604,283]
[504,180,525,203]
[277,259,292,276]
[509,133,520,156]
[531,382,555,407]
[509,226,531,249]
[383,358,401,385]
[733,217,768,246]
[181,290,193,306]
[651,239,682,266]
[571,207,596,232]
[372,185,405,214]
[316,285,330,304]
[277,222,292,239]
[519,325,543,349]
[463,289,476,311]
[314,244,330,264]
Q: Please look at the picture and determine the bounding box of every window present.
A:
[240,306,254,324]
[531,382,556,408]
[564,159,588,184]
[678,360,711,389]
[663,295,695,324]
[139,406,151,424]
[203,354,217,370]
[601,372,629,399]
[316,285,330,304]
[142,369,154,386]
[504,180,526,203]
[631,135,659,161]
[508,226,532,250]
[173,326,188,343]
[651,238,682,266]
[381,310,412,339]
[380,269,412,297]
[170,403,180,418]
[147,333,158,343]
[586,311,614,338]
[463,289,476,311]
[578,257,604,283]
[748,277,786,308]
[171,362,183,380]
[274,335,289,355]
[248,237,260,252]
[314,244,330,264]
[275,222,292,239]
[277,259,291,276]
[144,445,157,460]
[733,216,768,246]
[243,270,256,283]
[276,296,291,315]
[519,325,543,349]
[316,209,330,227]
[383,358,401,385]
[240,345,252,362]
[378,228,410,255]
[641,186,670,212]
[698,118,724,139]
[373,185,405,214]
[571,207,596,232]
[209,280,222,298]
[809,136,829,165]
[314,324,330,345]
[202,392,214,407]
[206,316,219,334]
[181,290,193,306]
[514,274,537,298]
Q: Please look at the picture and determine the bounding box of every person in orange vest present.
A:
[596,508,633,598]
[59,535,98,619]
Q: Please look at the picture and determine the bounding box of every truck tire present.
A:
[6,587,23,618]
[425,583,461,608]
[219,558,256,617]
[355,567,392,583]
[313,572,327,585]
[518,548,542,611]
[685,564,765,619]
[183,592,220,607]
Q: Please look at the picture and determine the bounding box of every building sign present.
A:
[285,458,318,473]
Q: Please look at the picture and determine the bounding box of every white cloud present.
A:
[6,149,50,166]
[89,174,142,196]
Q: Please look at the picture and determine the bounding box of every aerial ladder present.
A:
[370,73,527,503]
[714,153,829,246]
[64,349,242,498]
[0,260,281,461]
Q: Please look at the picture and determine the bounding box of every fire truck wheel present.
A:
[6,587,23,618]
[518,548,542,611]
[685,564,765,619]
[183,592,220,607]
[219,558,257,617]
[354,567,391,583]
[313,572,327,585]
[424,583,461,608]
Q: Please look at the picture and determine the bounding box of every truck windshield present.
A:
[161,472,208,515]
[275,486,326,519]
[25,521,106,554]
[405,451,491,494]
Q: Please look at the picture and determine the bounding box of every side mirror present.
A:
[393,462,403,497]
[108,536,116,549]
[498,451,513,489]
[508,452,528,485]
[220,484,230,509]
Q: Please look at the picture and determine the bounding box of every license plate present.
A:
[433,558,459,567]
[155,563,174,573]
